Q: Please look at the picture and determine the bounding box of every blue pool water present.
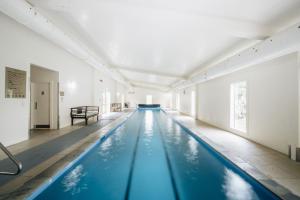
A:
[29,109,279,200]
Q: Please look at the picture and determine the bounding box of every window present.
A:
[101,92,106,113]
[176,93,180,111]
[191,91,196,116]
[146,95,152,104]
[101,89,111,113]
[230,81,247,133]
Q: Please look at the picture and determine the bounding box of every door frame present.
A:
[29,64,59,132]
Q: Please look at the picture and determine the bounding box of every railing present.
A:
[0,142,22,175]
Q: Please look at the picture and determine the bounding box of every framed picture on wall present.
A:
[5,67,26,98]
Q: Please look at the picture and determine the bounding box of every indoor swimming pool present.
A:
[28,109,280,200]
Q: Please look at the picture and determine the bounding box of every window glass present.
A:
[230,81,247,132]
[146,95,152,104]
[191,91,196,116]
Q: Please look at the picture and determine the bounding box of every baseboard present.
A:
[35,124,50,128]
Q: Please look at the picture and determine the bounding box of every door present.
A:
[31,82,50,128]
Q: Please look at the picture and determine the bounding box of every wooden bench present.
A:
[111,103,122,112]
[70,106,99,125]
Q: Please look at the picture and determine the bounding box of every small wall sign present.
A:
[5,67,27,98]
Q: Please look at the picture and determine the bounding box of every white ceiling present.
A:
[119,68,180,85]
[27,0,300,90]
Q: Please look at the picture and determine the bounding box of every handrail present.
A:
[0,142,22,175]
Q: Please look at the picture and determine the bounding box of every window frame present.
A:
[230,81,248,134]
[191,90,196,117]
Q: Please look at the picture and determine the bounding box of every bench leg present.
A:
[97,115,99,121]
[71,118,74,126]
[85,118,88,125]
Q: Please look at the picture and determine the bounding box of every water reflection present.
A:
[113,127,123,143]
[145,110,153,132]
[172,123,181,145]
[185,138,199,162]
[222,168,258,200]
[97,127,125,161]
[166,117,173,132]
[144,111,153,155]
[62,165,87,195]
[98,137,113,160]
[100,137,112,152]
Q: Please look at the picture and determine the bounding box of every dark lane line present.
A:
[155,111,180,200]
[124,112,144,200]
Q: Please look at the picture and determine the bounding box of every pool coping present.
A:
[162,109,300,200]
[0,111,135,200]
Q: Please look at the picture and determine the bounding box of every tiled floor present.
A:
[0,125,83,161]
[0,112,121,161]
[0,112,128,199]
[166,110,300,199]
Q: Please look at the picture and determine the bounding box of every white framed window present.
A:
[146,95,152,104]
[101,92,106,113]
[230,81,247,133]
[191,91,196,117]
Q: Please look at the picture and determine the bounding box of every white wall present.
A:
[196,53,298,157]
[298,52,300,150]
[0,12,95,146]
[174,86,197,116]
[127,87,172,108]
[115,82,128,104]
[93,68,127,113]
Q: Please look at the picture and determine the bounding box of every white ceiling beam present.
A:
[187,40,261,79]
[173,22,300,90]
[0,0,131,88]
[130,80,170,92]
[117,67,185,80]
[133,85,169,92]
[130,80,170,87]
